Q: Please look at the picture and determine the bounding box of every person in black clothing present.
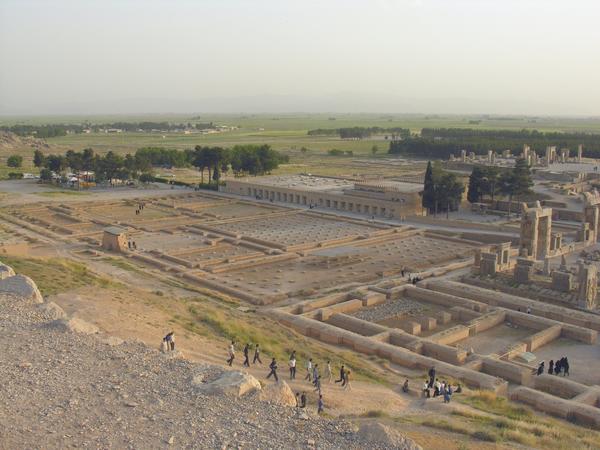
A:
[253,344,262,364]
[335,365,345,383]
[243,343,250,367]
[562,357,570,376]
[548,360,554,375]
[428,366,436,388]
[267,358,278,381]
[537,361,545,376]
[554,359,561,375]
[300,392,307,408]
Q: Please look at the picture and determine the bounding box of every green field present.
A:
[3,113,600,181]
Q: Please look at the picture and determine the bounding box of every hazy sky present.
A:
[1,0,599,115]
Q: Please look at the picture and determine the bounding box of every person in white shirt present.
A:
[305,358,313,382]
[289,357,296,379]
[226,341,235,366]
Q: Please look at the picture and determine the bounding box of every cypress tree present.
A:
[422,161,436,213]
[467,166,484,203]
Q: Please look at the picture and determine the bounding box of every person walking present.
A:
[317,395,324,414]
[335,365,345,384]
[305,358,313,382]
[289,355,297,380]
[312,364,319,387]
[548,360,554,375]
[226,341,235,366]
[325,360,333,382]
[243,343,250,367]
[163,331,175,351]
[266,358,279,382]
[314,375,322,395]
[253,343,262,364]
[563,357,570,376]
[343,370,352,391]
[300,392,307,408]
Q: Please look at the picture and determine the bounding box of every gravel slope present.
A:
[0,292,416,449]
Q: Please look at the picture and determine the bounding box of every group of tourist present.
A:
[134,202,145,216]
[537,356,570,377]
[421,366,460,403]
[222,342,362,413]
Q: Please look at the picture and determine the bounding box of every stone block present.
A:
[362,292,387,307]
[400,321,421,335]
[551,271,573,292]
[419,317,437,331]
[436,311,452,325]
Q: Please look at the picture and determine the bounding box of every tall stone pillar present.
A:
[578,144,583,162]
[577,262,598,310]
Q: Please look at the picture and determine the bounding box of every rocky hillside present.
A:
[0,131,50,153]
[0,262,420,450]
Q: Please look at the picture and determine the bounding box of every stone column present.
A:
[577,262,598,310]
[578,144,583,162]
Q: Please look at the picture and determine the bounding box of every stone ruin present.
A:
[577,260,598,310]
[475,242,512,277]
[581,190,600,245]
[520,202,553,260]
[101,226,128,252]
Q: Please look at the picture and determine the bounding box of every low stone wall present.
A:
[481,357,533,385]
[572,387,600,407]
[524,325,562,352]
[388,331,423,353]
[511,387,600,427]
[266,309,507,393]
[449,306,481,321]
[319,300,364,321]
[505,310,597,344]
[421,341,467,365]
[181,273,265,304]
[533,374,588,399]
[427,325,470,345]
[403,285,488,312]
[427,280,600,332]
[208,253,298,273]
[298,293,349,314]
[465,309,506,335]
[326,313,388,336]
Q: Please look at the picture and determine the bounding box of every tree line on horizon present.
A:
[1,121,218,138]
[32,144,287,185]
[389,128,600,159]
[308,126,410,139]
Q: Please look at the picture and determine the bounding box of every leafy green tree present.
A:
[7,154,23,168]
[498,171,516,215]
[33,150,45,168]
[480,166,500,202]
[39,168,53,182]
[371,145,379,155]
[45,154,67,173]
[438,172,465,218]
